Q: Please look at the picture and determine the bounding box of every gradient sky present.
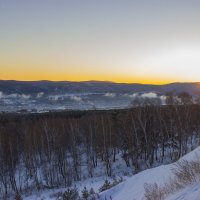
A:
[1,0,200,83]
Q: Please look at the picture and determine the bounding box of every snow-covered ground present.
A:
[23,146,200,200]
[167,182,200,200]
[101,146,200,200]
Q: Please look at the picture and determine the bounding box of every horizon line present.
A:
[0,79,200,86]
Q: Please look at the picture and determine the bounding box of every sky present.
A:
[0,0,200,84]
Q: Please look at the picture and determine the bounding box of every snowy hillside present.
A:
[22,146,200,200]
[167,182,200,200]
[100,146,200,200]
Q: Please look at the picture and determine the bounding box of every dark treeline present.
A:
[1,94,200,198]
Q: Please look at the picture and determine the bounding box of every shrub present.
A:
[172,160,199,187]
[144,158,200,200]
[62,187,80,200]
[144,183,164,200]
[82,187,90,200]
[89,188,100,200]
[15,193,23,200]
[89,188,95,196]
[99,180,112,192]
[99,177,123,193]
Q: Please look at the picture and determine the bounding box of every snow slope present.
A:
[23,146,200,200]
[167,182,200,200]
[100,146,200,200]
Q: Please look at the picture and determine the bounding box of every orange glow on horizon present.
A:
[0,72,181,85]
[0,62,194,85]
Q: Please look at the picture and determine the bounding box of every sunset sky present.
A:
[0,0,200,84]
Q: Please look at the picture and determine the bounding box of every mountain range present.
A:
[0,80,200,95]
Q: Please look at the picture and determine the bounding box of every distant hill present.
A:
[0,80,200,95]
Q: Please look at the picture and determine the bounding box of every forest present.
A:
[1,93,200,199]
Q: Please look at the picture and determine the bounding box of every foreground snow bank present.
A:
[100,146,200,200]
